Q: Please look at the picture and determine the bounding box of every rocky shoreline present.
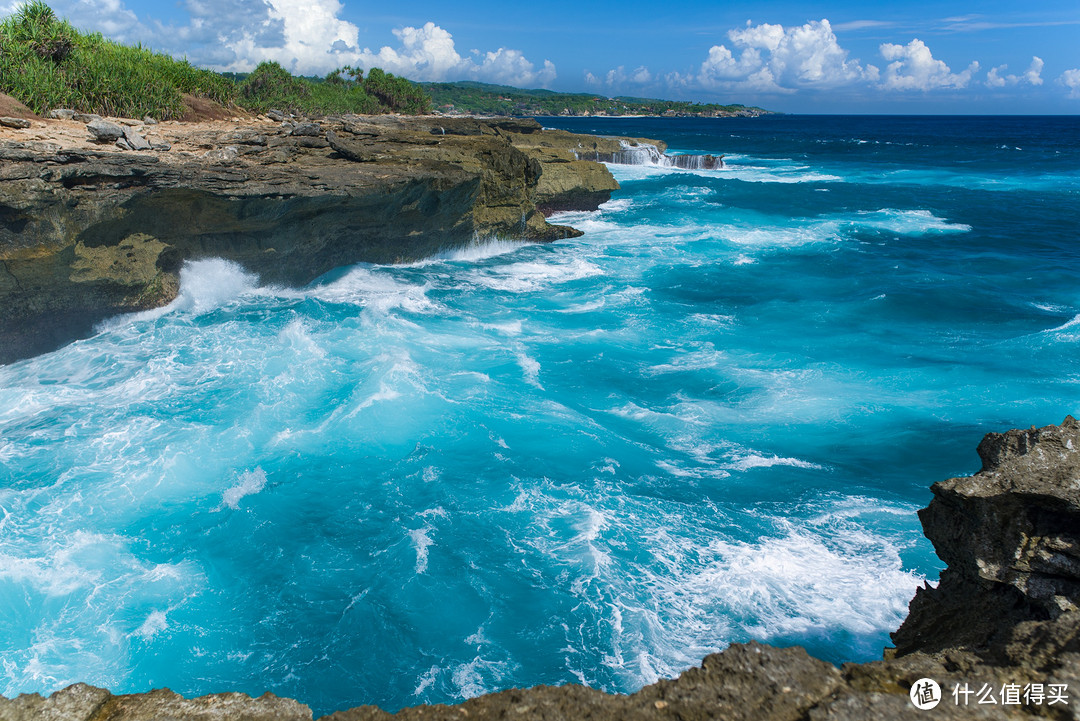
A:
[0,112,676,364]
[2,417,1077,720]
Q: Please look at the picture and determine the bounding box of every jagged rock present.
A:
[267,109,285,121]
[0,685,311,721]
[291,122,322,137]
[122,125,152,151]
[0,117,31,129]
[142,115,158,125]
[892,416,1080,660]
[86,119,125,142]
[114,137,133,150]
[150,141,171,151]
[49,108,76,120]
[73,112,102,123]
[202,145,239,162]
[221,129,267,146]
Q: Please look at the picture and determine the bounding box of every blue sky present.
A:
[6,0,1079,112]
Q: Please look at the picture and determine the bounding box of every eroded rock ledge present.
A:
[0,115,653,364]
[3,418,1078,720]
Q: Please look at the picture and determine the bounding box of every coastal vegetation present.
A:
[0,1,233,119]
[235,63,431,116]
[421,80,768,117]
[0,2,431,119]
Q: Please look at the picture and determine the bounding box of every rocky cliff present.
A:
[3,418,1077,720]
[0,115,636,364]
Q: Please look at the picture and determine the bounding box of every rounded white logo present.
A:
[910,678,942,710]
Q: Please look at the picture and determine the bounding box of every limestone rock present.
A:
[122,125,152,151]
[48,108,76,120]
[892,416,1080,659]
[291,122,322,137]
[0,116,622,362]
[0,686,311,721]
[86,119,125,142]
[0,117,30,129]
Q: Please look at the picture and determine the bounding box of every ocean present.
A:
[1,115,1077,715]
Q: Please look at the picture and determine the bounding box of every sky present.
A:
[5,0,1080,113]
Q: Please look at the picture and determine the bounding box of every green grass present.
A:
[0,1,234,118]
[237,63,430,116]
[0,2,431,119]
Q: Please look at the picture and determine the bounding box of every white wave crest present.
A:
[471,258,603,293]
[99,258,258,329]
[219,468,268,510]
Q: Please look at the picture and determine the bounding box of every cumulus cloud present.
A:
[9,0,554,84]
[986,56,1043,88]
[1060,69,1080,99]
[585,65,653,89]
[690,19,876,93]
[354,24,555,86]
[878,39,979,90]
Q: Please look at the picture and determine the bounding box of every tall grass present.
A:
[0,2,431,119]
[0,1,234,118]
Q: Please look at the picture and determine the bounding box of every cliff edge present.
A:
[3,417,1077,720]
[0,114,635,364]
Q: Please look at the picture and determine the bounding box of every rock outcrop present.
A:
[3,418,1077,720]
[0,115,624,364]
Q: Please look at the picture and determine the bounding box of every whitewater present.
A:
[1,115,1077,715]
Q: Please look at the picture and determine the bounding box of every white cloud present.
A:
[353,23,555,86]
[878,39,978,90]
[695,19,875,93]
[1060,69,1080,99]
[10,0,554,84]
[986,56,1044,88]
[216,0,359,75]
[585,65,654,90]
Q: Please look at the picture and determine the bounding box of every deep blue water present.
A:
[1,115,1078,715]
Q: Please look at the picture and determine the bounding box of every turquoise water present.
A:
[1,115,1078,715]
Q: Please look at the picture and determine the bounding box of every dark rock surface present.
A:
[2,418,1077,720]
[0,115,621,364]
